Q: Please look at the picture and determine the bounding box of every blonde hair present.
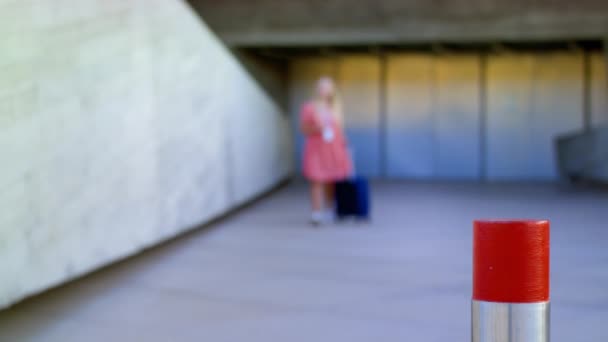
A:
[313,76,344,127]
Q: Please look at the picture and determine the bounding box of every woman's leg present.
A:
[310,181,324,224]
[323,182,336,221]
[324,182,335,209]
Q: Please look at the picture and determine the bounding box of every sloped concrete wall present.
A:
[0,0,292,308]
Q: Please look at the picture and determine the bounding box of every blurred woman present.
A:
[300,77,352,225]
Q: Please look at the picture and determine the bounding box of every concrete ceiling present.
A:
[187,0,608,46]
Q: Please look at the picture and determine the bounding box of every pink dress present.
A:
[300,102,353,182]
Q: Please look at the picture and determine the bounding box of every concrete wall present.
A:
[188,0,608,46]
[0,0,291,308]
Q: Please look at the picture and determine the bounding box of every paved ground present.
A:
[0,182,607,342]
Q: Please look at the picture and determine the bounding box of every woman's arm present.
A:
[301,120,320,135]
[300,103,321,135]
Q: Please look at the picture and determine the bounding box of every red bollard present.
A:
[472,220,550,342]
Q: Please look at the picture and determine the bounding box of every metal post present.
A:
[472,220,550,342]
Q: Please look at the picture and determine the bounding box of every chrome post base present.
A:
[472,300,550,342]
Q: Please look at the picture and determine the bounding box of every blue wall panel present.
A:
[591,53,608,128]
[434,55,482,179]
[486,53,584,180]
[337,55,382,177]
[385,54,435,178]
[290,52,585,181]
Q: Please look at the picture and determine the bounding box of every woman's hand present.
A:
[300,105,322,135]
[301,121,321,135]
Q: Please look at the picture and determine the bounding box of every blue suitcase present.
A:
[334,177,370,220]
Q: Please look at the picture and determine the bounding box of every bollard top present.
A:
[473,220,550,303]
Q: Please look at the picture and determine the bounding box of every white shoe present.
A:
[310,211,324,226]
